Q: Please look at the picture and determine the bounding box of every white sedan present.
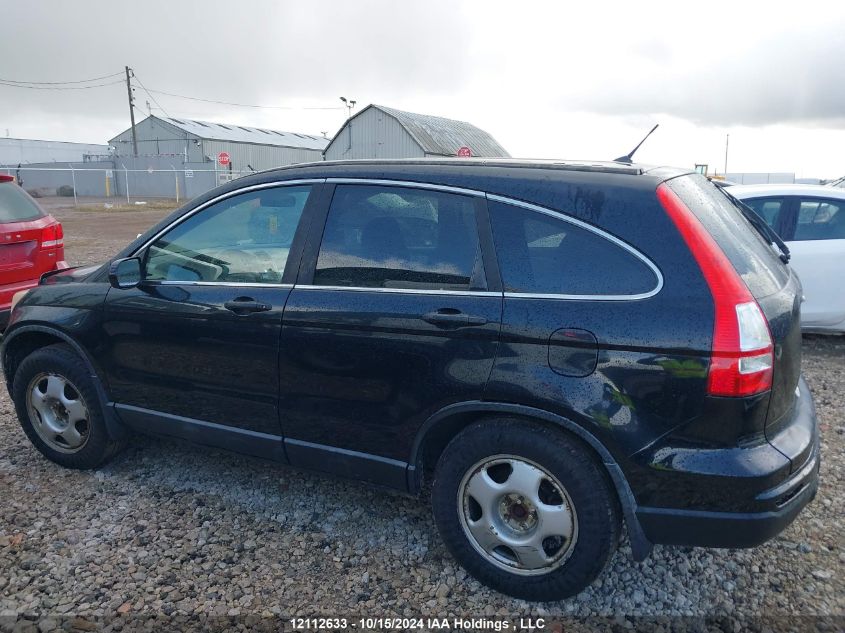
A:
[730,184,845,333]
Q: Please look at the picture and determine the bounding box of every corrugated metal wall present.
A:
[202,140,322,172]
[2,162,112,197]
[110,118,324,171]
[0,139,109,165]
[110,117,200,160]
[324,108,423,160]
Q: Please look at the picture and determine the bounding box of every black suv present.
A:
[2,160,819,601]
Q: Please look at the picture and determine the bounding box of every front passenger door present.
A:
[99,183,319,454]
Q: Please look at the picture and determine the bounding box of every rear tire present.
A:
[431,417,621,600]
[12,343,124,469]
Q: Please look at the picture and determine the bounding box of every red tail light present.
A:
[41,221,64,248]
[657,184,773,397]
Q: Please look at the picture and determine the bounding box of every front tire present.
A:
[12,343,124,469]
[431,418,621,601]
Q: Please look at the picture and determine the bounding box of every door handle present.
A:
[224,297,272,314]
[422,309,488,328]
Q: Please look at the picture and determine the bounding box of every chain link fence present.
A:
[1,161,253,207]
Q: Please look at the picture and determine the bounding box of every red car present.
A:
[0,175,67,328]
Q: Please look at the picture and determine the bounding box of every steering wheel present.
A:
[216,248,260,283]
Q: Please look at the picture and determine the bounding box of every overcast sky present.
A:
[2,1,844,178]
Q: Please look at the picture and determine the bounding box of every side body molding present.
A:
[409,400,654,561]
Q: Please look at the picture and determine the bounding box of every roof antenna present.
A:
[614,123,659,164]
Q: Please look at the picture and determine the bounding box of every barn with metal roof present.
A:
[109,115,328,172]
[323,104,510,161]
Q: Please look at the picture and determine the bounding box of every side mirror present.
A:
[108,257,142,289]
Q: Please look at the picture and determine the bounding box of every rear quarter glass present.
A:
[0,181,45,223]
[666,174,789,299]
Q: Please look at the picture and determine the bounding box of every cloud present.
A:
[564,19,845,127]
[2,0,844,179]
[0,0,473,141]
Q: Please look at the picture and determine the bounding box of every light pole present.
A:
[339,97,357,155]
[339,96,357,119]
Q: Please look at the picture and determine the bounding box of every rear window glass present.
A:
[667,174,788,299]
[488,200,659,297]
[0,182,44,223]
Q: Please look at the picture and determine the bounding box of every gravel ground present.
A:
[0,200,842,626]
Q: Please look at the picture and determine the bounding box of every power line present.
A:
[0,70,343,110]
[0,71,123,85]
[145,87,344,110]
[0,79,124,90]
[131,71,171,119]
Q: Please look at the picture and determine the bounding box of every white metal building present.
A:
[0,137,108,166]
[324,104,510,161]
[109,115,328,172]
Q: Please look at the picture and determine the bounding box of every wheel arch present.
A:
[410,401,653,561]
[2,325,128,441]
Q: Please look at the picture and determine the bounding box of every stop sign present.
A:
[217,151,231,166]
[457,146,472,157]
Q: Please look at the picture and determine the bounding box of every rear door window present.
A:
[487,200,659,297]
[666,174,789,299]
[742,197,786,234]
[793,198,845,241]
[313,185,483,290]
[0,181,45,223]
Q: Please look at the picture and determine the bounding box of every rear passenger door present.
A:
[278,182,502,487]
[483,198,670,453]
[784,196,845,328]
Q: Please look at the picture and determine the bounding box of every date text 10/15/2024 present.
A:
[290,617,547,631]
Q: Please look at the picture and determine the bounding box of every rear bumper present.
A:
[637,438,819,547]
[0,278,41,330]
[634,375,820,548]
[0,277,40,312]
[0,261,68,324]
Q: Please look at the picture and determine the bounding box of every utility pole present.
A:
[724,133,729,176]
[125,66,138,156]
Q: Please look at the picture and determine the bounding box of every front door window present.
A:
[145,185,312,283]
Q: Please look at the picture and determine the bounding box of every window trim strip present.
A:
[132,178,325,256]
[325,178,485,198]
[144,280,293,289]
[132,176,663,301]
[294,284,501,297]
[317,179,663,300]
